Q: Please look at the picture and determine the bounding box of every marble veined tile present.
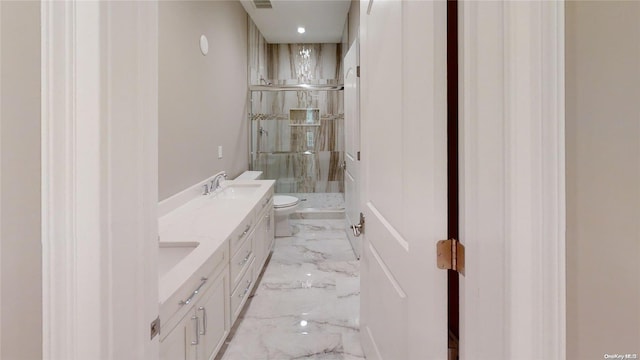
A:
[248,19,269,85]
[293,219,348,231]
[281,232,352,247]
[218,219,364,360]
[266,44,341,83]
[270,238,354,263]
[221,323,344,360]
[289,193,345,210]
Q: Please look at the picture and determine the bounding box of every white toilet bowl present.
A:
[273,195,300,237]
[234,171,299,237]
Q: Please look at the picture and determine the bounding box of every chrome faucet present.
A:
[210,173,228,191]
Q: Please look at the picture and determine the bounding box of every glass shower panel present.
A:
[250,89,344,194]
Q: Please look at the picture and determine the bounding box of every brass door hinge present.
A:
[437,239,465,276]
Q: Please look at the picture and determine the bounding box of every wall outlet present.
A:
[218,145,223,159]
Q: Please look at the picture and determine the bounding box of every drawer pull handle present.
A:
[191,315,199,345]
[239,224,251,240]
[262,196,272,208]
[179,277,208,306]
[238,251,252,266]
[198,306,207,335]
[238,279,253,298]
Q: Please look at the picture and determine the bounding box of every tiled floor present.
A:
[280,193,345,210]
[218,219,364,360]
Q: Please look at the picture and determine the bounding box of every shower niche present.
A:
[289,108,320,153]
[250,88,344,194]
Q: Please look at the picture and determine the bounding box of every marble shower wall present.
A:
[251,91,344,193]
[266,43,343,84]
[248,18,269,85]
[248,20,343,85]
[248,19,345,194]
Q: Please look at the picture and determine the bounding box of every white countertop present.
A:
[158,179,275,304]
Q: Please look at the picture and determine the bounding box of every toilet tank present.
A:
[235,171,263,180]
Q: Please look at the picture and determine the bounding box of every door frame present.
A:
[41,2,159,359]
[459,1,565,359]
[38,0,566,358]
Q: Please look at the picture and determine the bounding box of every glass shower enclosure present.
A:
[249,84,345,210]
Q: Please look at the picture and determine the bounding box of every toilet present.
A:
[235,171,300,237]
[272,195,299,237]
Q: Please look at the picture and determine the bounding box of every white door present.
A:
[359,1,448,359]
[343,39,362,258]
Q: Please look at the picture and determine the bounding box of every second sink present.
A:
[159,242,200,277]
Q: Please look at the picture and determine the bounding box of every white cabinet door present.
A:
[195,271,229,360]
[160,313,197,360]
[161,270,229,360]
[359,1,448,359]
[252,205,275,272]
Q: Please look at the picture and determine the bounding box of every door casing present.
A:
[41,2,160,359]
[458,1,566,359]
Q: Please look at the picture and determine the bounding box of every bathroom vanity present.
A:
[158,178,275,360]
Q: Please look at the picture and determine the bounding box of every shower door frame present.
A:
[249,87,345,197]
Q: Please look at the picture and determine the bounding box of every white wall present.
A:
[159,1,248,200]
[0,1,42,359]
[566,1,640,357]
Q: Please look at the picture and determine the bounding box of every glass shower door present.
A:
[250,89,344,200]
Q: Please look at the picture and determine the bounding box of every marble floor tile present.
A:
[290,210,345,220]
[292,219,348,232]
[280,192,345,210]
[218,219,364,360]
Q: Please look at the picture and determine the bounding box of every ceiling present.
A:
[239,0,351,44]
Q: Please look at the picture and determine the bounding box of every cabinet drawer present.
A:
[255,196,273,222]
[230,234,253,288]
[229,214,254,256]
[230,258,255,323]
[256,191,274,217]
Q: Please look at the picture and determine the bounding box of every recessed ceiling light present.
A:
[297,27,305,34]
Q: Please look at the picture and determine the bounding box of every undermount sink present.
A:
[159,242,199,277]
[214,183,261,199]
